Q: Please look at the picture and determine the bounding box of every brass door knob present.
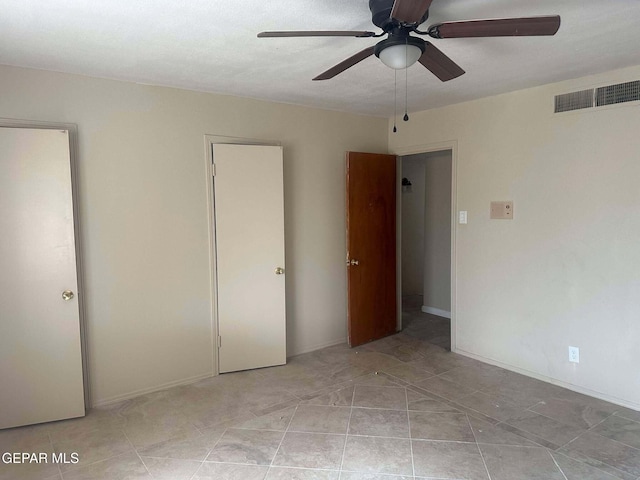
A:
[348,259,359,266]
[274,267,285,275]
[62,290,75,301]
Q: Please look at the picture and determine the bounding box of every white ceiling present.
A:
[2,0,640,117]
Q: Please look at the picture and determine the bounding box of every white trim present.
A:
[288,337,347,357]
[92,372,213,407]
[454,348,640,411]
[393,140,458,351]
[203,134,283,377]
[421,306,451,319]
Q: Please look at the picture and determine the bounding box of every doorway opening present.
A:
[400,149,453,351]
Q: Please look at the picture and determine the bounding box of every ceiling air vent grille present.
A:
[554,89,594,113]
[595,80,640,107]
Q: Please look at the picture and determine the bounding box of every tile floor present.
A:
[2,309,640,480]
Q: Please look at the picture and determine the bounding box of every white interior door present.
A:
[213,144,286,373]
[0,127,85,429]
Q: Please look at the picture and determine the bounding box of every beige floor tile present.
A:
[467,416,540,447]
[530,397,617,429]
[288,406,351,434]
[137,432,217,461]
[341,436,413,476]
[413,376,476,401]
[0,449,60,480]
[411,440,488,480]
[206,428,284,465]
[266,466,339,479]
[140,457,202,479]
[348,408,409,438]
[62,452,152,480]
[480,444,565,480]
[299,386,354,407]
[339,473,412,480]
[235,406,297,431]
[409,411,475,442]
[272,432,345,469]
[558,431,640,479]
[194,462,268,479]
[52,428,133,472]
[352,386,407,410]
[551,452,625,480]
[121,411,201,449]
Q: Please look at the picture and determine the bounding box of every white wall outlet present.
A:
[568,346,580,363]
[459,211,468,224]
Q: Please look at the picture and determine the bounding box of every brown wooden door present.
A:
[346,151,397,347]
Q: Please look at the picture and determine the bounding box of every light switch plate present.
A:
[459,211,468,224]
[490,201,513,219]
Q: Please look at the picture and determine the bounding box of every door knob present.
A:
[62,290,75,301]
[348,259,359,266]
[274,267,285,275]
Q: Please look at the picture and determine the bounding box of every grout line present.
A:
[555,411,615,451]
[405,387,416,479]
[47,431,64,480]
[466,413,494,480]
[266,404,298,474]
[121,430,152,477]
[548,450,570,480]
[337,380,356,474]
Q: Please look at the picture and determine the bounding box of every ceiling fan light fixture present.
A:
[379,44,422,69]
[374,35,425,70]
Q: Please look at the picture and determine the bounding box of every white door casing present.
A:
[213,144,286,373]
[0,127,85,429]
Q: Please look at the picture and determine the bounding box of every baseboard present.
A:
[91,371,214,408]
[453,348,640,411]
[288,337,347,357]
[421,305,451,319]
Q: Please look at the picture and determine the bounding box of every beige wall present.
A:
[390,65,640,408]
[401,155,426,296]
[0,64,388,405]
[423,151,452,314]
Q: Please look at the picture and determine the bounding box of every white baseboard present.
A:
[421,305,451,319]
[288,337,347,357]
[453,348,640,411]
[91,371,214,408]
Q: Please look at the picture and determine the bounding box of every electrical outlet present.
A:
[568,346,580,363]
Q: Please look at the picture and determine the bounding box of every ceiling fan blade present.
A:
[390,0,434,24]
[313,46,376,81]
[258,30,376,38]
[429,15,561,39]
[418,42,465,82]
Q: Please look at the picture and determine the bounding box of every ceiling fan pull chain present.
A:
[404,37,409,122]
[393,69,398,133]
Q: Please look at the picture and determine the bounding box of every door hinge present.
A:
[212,163,216,176]
[217,335,221,348]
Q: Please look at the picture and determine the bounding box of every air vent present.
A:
[555,80,640,114]
[554,89,594,113]
[596,80,640,107]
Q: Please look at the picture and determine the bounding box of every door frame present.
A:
[391,140,458,352]
[203,135,282,376]
[0,117,89,408]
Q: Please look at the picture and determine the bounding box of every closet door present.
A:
[213,144,286,373]
[0,127,85,429]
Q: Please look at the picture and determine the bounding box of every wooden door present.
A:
[346,151,397,347]
[0,127,85,429]
[213,144,286,373]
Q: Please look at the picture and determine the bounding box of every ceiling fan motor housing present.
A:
[369,0,429,29]
[374,34,425,59]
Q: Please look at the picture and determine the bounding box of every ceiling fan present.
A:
[258,0,561,82]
